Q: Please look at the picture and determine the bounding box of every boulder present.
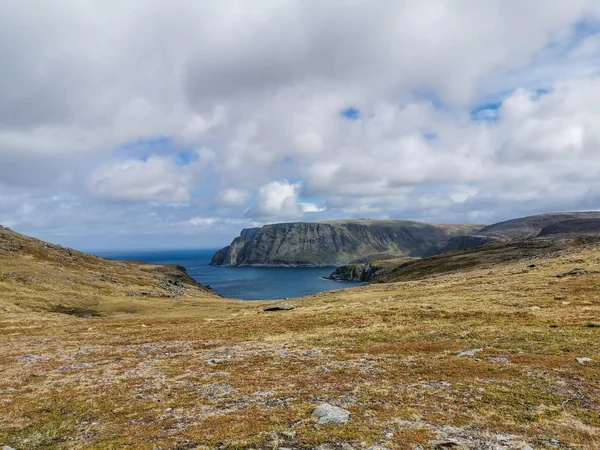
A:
[264,304,296,312]
[311,403,351,424]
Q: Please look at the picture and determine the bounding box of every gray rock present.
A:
[3,446,17,450]
[457,348,483,357]
[311,403,351,424]
[264,304,296,311]
[206,358,226,365]
[430,441,460,449]
[556,268,587,278]
[576,357,593,364]
[495,433,514,442]
[520,445,534,450]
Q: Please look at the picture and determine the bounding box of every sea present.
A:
[93,249,362,300]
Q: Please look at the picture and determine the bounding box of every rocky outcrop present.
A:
[325,263,373,282]
[211,220,481,267]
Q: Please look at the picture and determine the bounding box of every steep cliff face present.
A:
[210,220,481,267]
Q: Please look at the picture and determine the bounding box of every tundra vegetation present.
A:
[0,224,599,449]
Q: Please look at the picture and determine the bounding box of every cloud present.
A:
[88,156,193,204]
[1,1,600,247]
[246,180,323,220]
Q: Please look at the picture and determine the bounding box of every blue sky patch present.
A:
[340,107,360,120]
[422,132,438,141]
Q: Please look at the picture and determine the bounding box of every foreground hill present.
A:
[1,226,600,448]
[211,220,481,267]
[0,225,223,316]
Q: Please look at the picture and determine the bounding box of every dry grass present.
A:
[1,226,600,449]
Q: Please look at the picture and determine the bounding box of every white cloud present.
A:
[246,180,322,220]
[219,188,250,206]
[88,157,193,204]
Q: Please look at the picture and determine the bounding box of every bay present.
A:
[93,249,362,300]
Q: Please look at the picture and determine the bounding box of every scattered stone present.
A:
[311,403,351,424]
[264,304,296,312]
[528,264,539,268]
[586,322,600,328]
[430,441,460,449]
[18,354,50,363]
[495,433,514,442]
[520,445,534,450]
[556,268,587,278]
[457,348,483,357]
[554,295,566,300]
[576,357,593,364]
[3,446,17,450]
[206,358,226,365]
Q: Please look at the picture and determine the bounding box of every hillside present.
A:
[1,226,600,449]
[211,220,481,267]
[0,225,225,316]
[426,211,600,256]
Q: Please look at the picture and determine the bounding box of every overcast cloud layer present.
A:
[2,0,600,249]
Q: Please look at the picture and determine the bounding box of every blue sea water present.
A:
[93,249,362,300]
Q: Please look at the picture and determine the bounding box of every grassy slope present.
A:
[1,229,600,449]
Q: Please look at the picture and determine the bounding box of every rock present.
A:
[430,441,460,449]
[576,357,593,364]
[556,268,587,278]
[206,358,226,365]
[457,348,483,357]
[311,403,351,424]
[264,304,295,312]
[586,322,600,328]
[520,445,534,450]
[495,433,514,442]
[3,446,17,450]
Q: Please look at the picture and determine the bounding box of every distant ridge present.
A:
[426,211,600,256]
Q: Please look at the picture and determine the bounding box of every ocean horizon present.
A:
[93,248,362,301]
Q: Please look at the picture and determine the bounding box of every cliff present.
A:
[210,220,481,267]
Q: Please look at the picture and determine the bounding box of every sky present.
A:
[2,1,600,250]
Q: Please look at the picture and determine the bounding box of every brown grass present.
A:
[1,227,600,448]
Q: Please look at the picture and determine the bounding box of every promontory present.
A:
[210,219,482,267]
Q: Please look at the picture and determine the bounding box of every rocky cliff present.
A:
[210,220,481,267]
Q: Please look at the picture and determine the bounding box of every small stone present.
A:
[206,358,226,365]
[430,441,460,449]
[576,357,593,364]
[586,322,600,328]
[457,348,483,357]
[311,403,351,424]
[495,433,513,442]
[3,446,17,450]
[521,445,534,450]
[556,268,587,278]
[264,304,296,311]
